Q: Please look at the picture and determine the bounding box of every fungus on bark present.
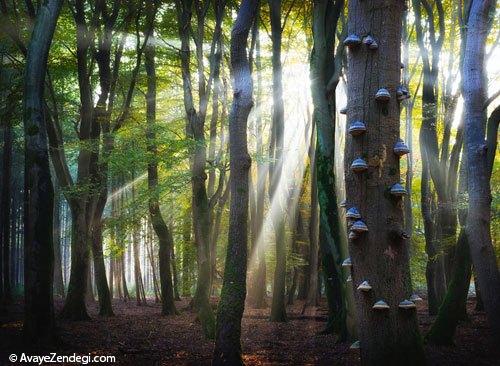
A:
[372,300,390,310]
[375,88,391,102]
[357,281,372,292]
[344,34,362,48]
[348,120,367,136]
[393,140,410,156]
[390,183,407,196]
[342,257,353,267]
[398,299,417,309]
[346,207,362,219]
[351,220,369,233]
[351,158,368,172]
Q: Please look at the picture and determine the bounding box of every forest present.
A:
[0,0,499,365]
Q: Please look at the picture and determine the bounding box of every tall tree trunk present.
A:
[145,0,177,315]
[462,0,500,338]
[181,207,192,297]
[310,0,348,337]
[133,222,146,305]
[303,126,319,310]
[171,243,181,301]
[22,0,62,343]
[427,145,475,345]
[61,207,91,319]
[212,1,257,363]
[53,183,64,298]
[412,0,449,310]
[248,20,267,309]
[268,0,287,323]
[1,113,13,303]
[91,219,114,315]
[344,1,425,364]
[174,0,217,338]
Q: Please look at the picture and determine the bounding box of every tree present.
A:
[174,0,226,338]
[461,0,500,339]
[144,0,177,316]
[344,0,425,363]
[1,86,14,304]
[309,0,349,337]
[267,0,287,323]
[22,0,63,343]
[212,0,257,363]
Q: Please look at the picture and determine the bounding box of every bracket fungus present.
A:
[351,158,368,173]
[390,183,407,196]
[398,299,417,309]
[346,207,362,219]
[351,220,368,233]
[393,140,410,156]
[343,34,362,48]
[357,281,372,292]
[340,106,347,114]
[368,41,379,50]
[396,86,410,101]
[348,121,367,136]
[342,257,352,267]
[375,88,391,103]
[350,340,360,349]
[339,199,348,208]
[410,294,423,302]
[346,274,352,282]
[372,300,390,310]
[348,230,358,240]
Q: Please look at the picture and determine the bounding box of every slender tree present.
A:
[212,0,257,363]
[22,0,63,343]
[268,0,287,323]
[461,0,500,339]
[344,0,425,363]
[309,0,350,337]
[145,0,177,316]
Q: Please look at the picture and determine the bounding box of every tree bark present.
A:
[53,184,64,298]
[344,1,425,364]
[310,0,348,337]
[268,0,287,323]
[212,0,257,363]
[22,0,62,343]
[91,220,114,315]
[1,110,13,303]
[145,0,177,315]
[462,0,500,338]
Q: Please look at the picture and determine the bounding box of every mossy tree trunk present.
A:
[310,0,349,338]
[22,0,62,343]
[212,0,257,363]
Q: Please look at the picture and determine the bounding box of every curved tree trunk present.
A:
[145,0,177,316]
[91,220,114,316]
[22,0,62,343]
[310,0,349,338]
[344,1,425,364]
[462,0,500,339]
[212,1,257,363]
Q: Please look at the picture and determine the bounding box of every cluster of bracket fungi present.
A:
[339,32,418,315]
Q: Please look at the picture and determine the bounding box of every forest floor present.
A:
[1,296,499,365]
